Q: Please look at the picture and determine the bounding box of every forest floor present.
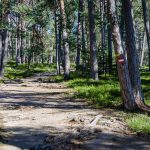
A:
[0,73,150,150]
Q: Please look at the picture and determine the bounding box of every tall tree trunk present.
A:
[80,0,86,76]
[20,20,26,64]
[100,0,106,74]
[122,0,144,104]
[107,0,136,110]
[140,32,146,67]
[107,0,150,112]
[58,0,70,79]
[88,0,99,80]
[108,24,112,74]
[54,2,61,75]
[76,0,82,70]
[141,0,150,70]
[0,1,9,76]
[16,15,21,66]
[0,29,8,76]
[58,16,63,71]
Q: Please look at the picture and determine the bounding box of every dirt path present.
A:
[0,73,149,150]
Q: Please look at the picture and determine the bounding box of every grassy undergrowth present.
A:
[4,62,56,79]
[126,114,150,134]
[65,71,150,135]
[67,76,121,108]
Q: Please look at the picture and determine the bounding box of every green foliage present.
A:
[4,62,56,79]
[141,72,150,106]
[47,75,64,83]
[126,114,150,134]
[67,76,121,108]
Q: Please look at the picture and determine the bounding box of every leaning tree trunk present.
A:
[58,0,70,79]
[107,0,150,112]
[107,0,137,110]
[88,0,99,80]
[122,0,150,111]
[141,0,150,71]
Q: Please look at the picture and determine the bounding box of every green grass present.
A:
[126,114,150,134]
[4,62,56,79]
[141,72,150,106]
[67,75,121,108]
[125,71,150,135]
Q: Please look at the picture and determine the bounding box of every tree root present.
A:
[136,100,150,113]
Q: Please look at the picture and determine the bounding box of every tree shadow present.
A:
[0,90,90,110]
[1,126,150,150]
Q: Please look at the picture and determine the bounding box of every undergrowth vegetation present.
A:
[126,114,150,134]
[67,77,121,108]
[4,61,56,79]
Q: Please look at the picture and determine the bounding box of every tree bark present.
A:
[80,1,86,76]
[108,24,112,74]
[141,0,150,71]
[122,0,144,104]
[140,32,146,67]
[88,0,99,80]
[16,15,21,66]
[58,0,70,79]
[76,0,82,70]
[107,0,136,110]
[54,1,61,75]
[107,0,150,112]
[0,29,8,76]
[0,1,9,76]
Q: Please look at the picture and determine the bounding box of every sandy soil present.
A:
[0,73,149,150]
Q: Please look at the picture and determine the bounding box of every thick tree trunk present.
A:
[88,0,99,80]
[123,0,144,104]
[108,0,150,112]
[107,0,136,110]
[58,0,70,79]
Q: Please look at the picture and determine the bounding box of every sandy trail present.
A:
[0,73,149,150]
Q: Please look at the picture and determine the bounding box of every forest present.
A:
[0,0,150,150]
